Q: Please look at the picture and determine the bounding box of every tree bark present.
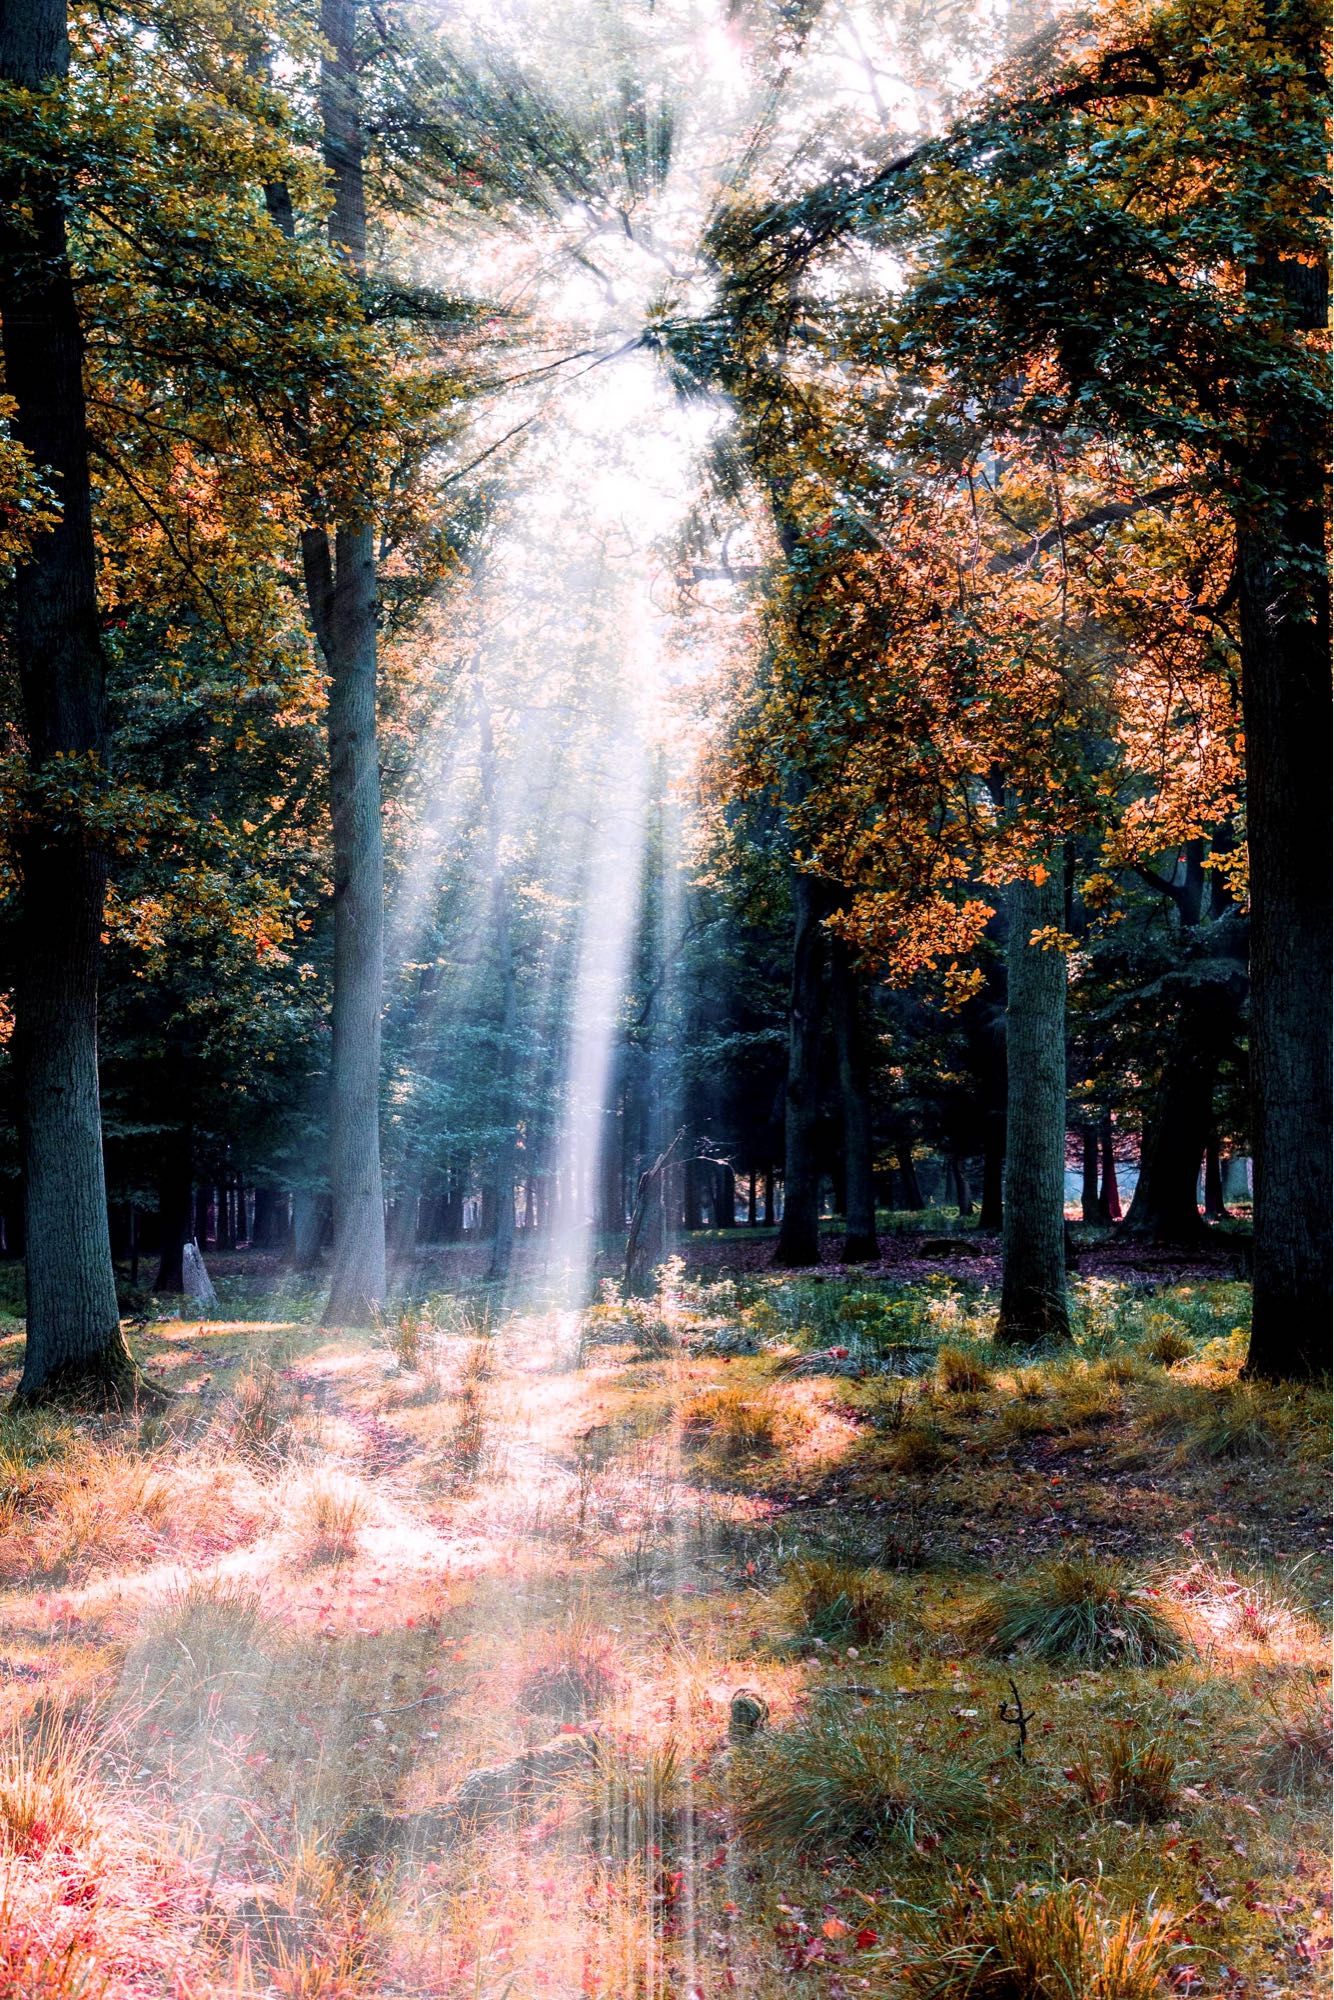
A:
[1,0,137,1402]
[830,935,879,1262]
[1238,251,1332,1381]
[302,0,386,1324]
[997,869,1070,1343]
[775,871,829,1266]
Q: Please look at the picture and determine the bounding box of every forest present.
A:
[0,0,1328,1992]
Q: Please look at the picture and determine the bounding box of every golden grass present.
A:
[0,1279,1322,2000]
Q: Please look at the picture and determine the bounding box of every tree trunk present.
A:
[714,1162,737,1228]
[1238,252,1332,1380]
[1,0,137,1402]
[950,1156,974,1219]
[153,1124,194,1295]
[251,1186,288,1251]
[979,1129,1004,1230]
[775,871,829,1266]
[747,1172,758,1226]
[473,689,519,1285]
[895,1141,924,1212]
[1098,1117,1122,1222]
[1203,1134,1228,1220]
[997,869,1070,1344]
[302,0,385,1326]
[763,1164,775,1226]
[1080,1126,1100,1223]
[830,935,879,1262]
[1124,963,1242,1244]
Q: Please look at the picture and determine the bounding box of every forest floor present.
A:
[0,1261,1328,1998]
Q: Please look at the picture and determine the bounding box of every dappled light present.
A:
[0,0,1327,1991]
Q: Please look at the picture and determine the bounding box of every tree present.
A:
[291,0,387,1325]
[761,0,1328,1372]
[0,0,136,1400]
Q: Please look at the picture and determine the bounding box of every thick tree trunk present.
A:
[1238,258,1332,1380]
[714,1162,737,1228]
[763,1164,775,1226]
[301,0,386,1325]
[1,0,136,1402]
[997,869,1070,1344]
[775,871,829,1267]
[830,936,879,1262]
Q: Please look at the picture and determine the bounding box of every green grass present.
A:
[970,1556,1184,1667]
[734,1713,987,1853]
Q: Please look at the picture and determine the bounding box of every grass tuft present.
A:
[517,1615,620,1719]
[735,1714,985,1853]
[296,1475,368,1565]
[971,1556,1183,1667]
[1064,1724,1178,1821]
[936,1343,992,1394]
[0,1712,96,1859]
[1255,1679,1333,1796]
[681,1384,785,1460]
[897,1875,1178,2000]
[131,1575,267,1712]
[788,1556,898,1644]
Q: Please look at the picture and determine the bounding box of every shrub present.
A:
[0,1906,96,2000]
[788,1557,898,1644]
[1064,1725,1178,1821]
[734,1715,984,1852]
[937,1344,992,1394]
[971,1557,1183,1667]
[898,1876,1178,2000]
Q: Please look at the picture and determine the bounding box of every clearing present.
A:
[0,1266,1327,1998]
